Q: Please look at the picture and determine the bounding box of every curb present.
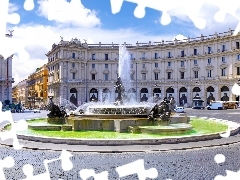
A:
[15,117,240,146]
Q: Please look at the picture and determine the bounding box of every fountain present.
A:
[28,44,192,134]
[64,45,191,134]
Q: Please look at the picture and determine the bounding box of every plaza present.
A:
[0,109,240,179]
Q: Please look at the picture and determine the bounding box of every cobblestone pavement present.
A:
[0,109,239,179]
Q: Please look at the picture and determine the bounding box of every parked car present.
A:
[33,109,41,113]
[174,106,185,113]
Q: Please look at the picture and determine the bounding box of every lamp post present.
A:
[85,62,88,102]
[135,62,137,102]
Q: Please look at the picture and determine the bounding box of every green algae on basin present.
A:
[14,118,229,139]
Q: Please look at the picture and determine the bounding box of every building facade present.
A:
[12,85,18,103]
[27,65,48,108]
[46,29,240,107]
[0,54,14,104]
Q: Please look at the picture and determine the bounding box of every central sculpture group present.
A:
[47,76,176,124]
[113,77,175,122]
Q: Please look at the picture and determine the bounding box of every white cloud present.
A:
[8,2,19,14]
[37,0,101,28]
[172,34,188,42]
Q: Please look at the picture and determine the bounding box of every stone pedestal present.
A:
[47,117,66,125]
[156,119,170,126]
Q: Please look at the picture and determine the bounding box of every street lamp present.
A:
[135,63,137,101]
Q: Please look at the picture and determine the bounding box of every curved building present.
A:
[46,29,240,107]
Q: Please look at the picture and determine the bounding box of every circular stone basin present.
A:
[129,123,193,134]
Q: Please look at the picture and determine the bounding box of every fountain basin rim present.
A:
[15,126,239,145]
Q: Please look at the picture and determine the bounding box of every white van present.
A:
[206,102,227,110]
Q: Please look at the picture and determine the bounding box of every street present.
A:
[11,109,48,121]
[10,108,240,124]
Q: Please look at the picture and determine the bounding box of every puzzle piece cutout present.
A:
[0,101,28,149]
[110,0,240,32]
[0,156,15,180]
[0,0,31,60]
[79,169,109,180]
[214,170,240,180]
[116,159,158,180]
[24,0,35,11]
[22,149,73,180]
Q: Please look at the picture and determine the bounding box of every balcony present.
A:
[70,68,77,73]
[68,79,82,83]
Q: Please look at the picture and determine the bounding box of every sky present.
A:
[3,0,240,85]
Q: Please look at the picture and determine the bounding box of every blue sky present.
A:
[5,0,240,84]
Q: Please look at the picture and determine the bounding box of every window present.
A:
[142,64,146,68]
[168,52,171,58]
[52,66,54,70]
[72,62,75,68]
[222,56,226,63]
[208,58,211,64]
[155,63,158,68]
[92,54,95,60]
[237,67,240,75]
[154,53,158,59]
[142,73,146,80]
[194,60,198,65]
[105,54,108,60]
[237,54,240,60]
[194,49,197,55]
[130,64,133,68]
[72,73,75,79]
[181,50,184,57]
[72,53,75,59]
[181,61,184,67]
[221,68,226,76]
[194,71,198,78]
[168,62,171,67]
[236,42,239,49]
[154,73,159,80]
[142,53,145,59]
[207,70,212,77]
[130,74,134,80]
[92,64,95,68]
[130,54,134,60]
[167,72,171,79]
[104,74,109,81]
[92,74,95,80]
[180,72,184,79]
[222,45,225,52]
[208,47,211,54]
[105,64,108,68]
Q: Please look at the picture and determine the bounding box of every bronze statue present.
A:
[114,77,126,105]
[47,97,67,118]
[148,97,172,122]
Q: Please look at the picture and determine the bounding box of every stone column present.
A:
[148,86,152,101]
[214,85,219,101]
[201,84,206,106]
[99,88,103,102]
[161,86,165,99]
[229,85,233,101]
[111,86,116,102]
[187,86,191,107]
[174,87,178,105]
